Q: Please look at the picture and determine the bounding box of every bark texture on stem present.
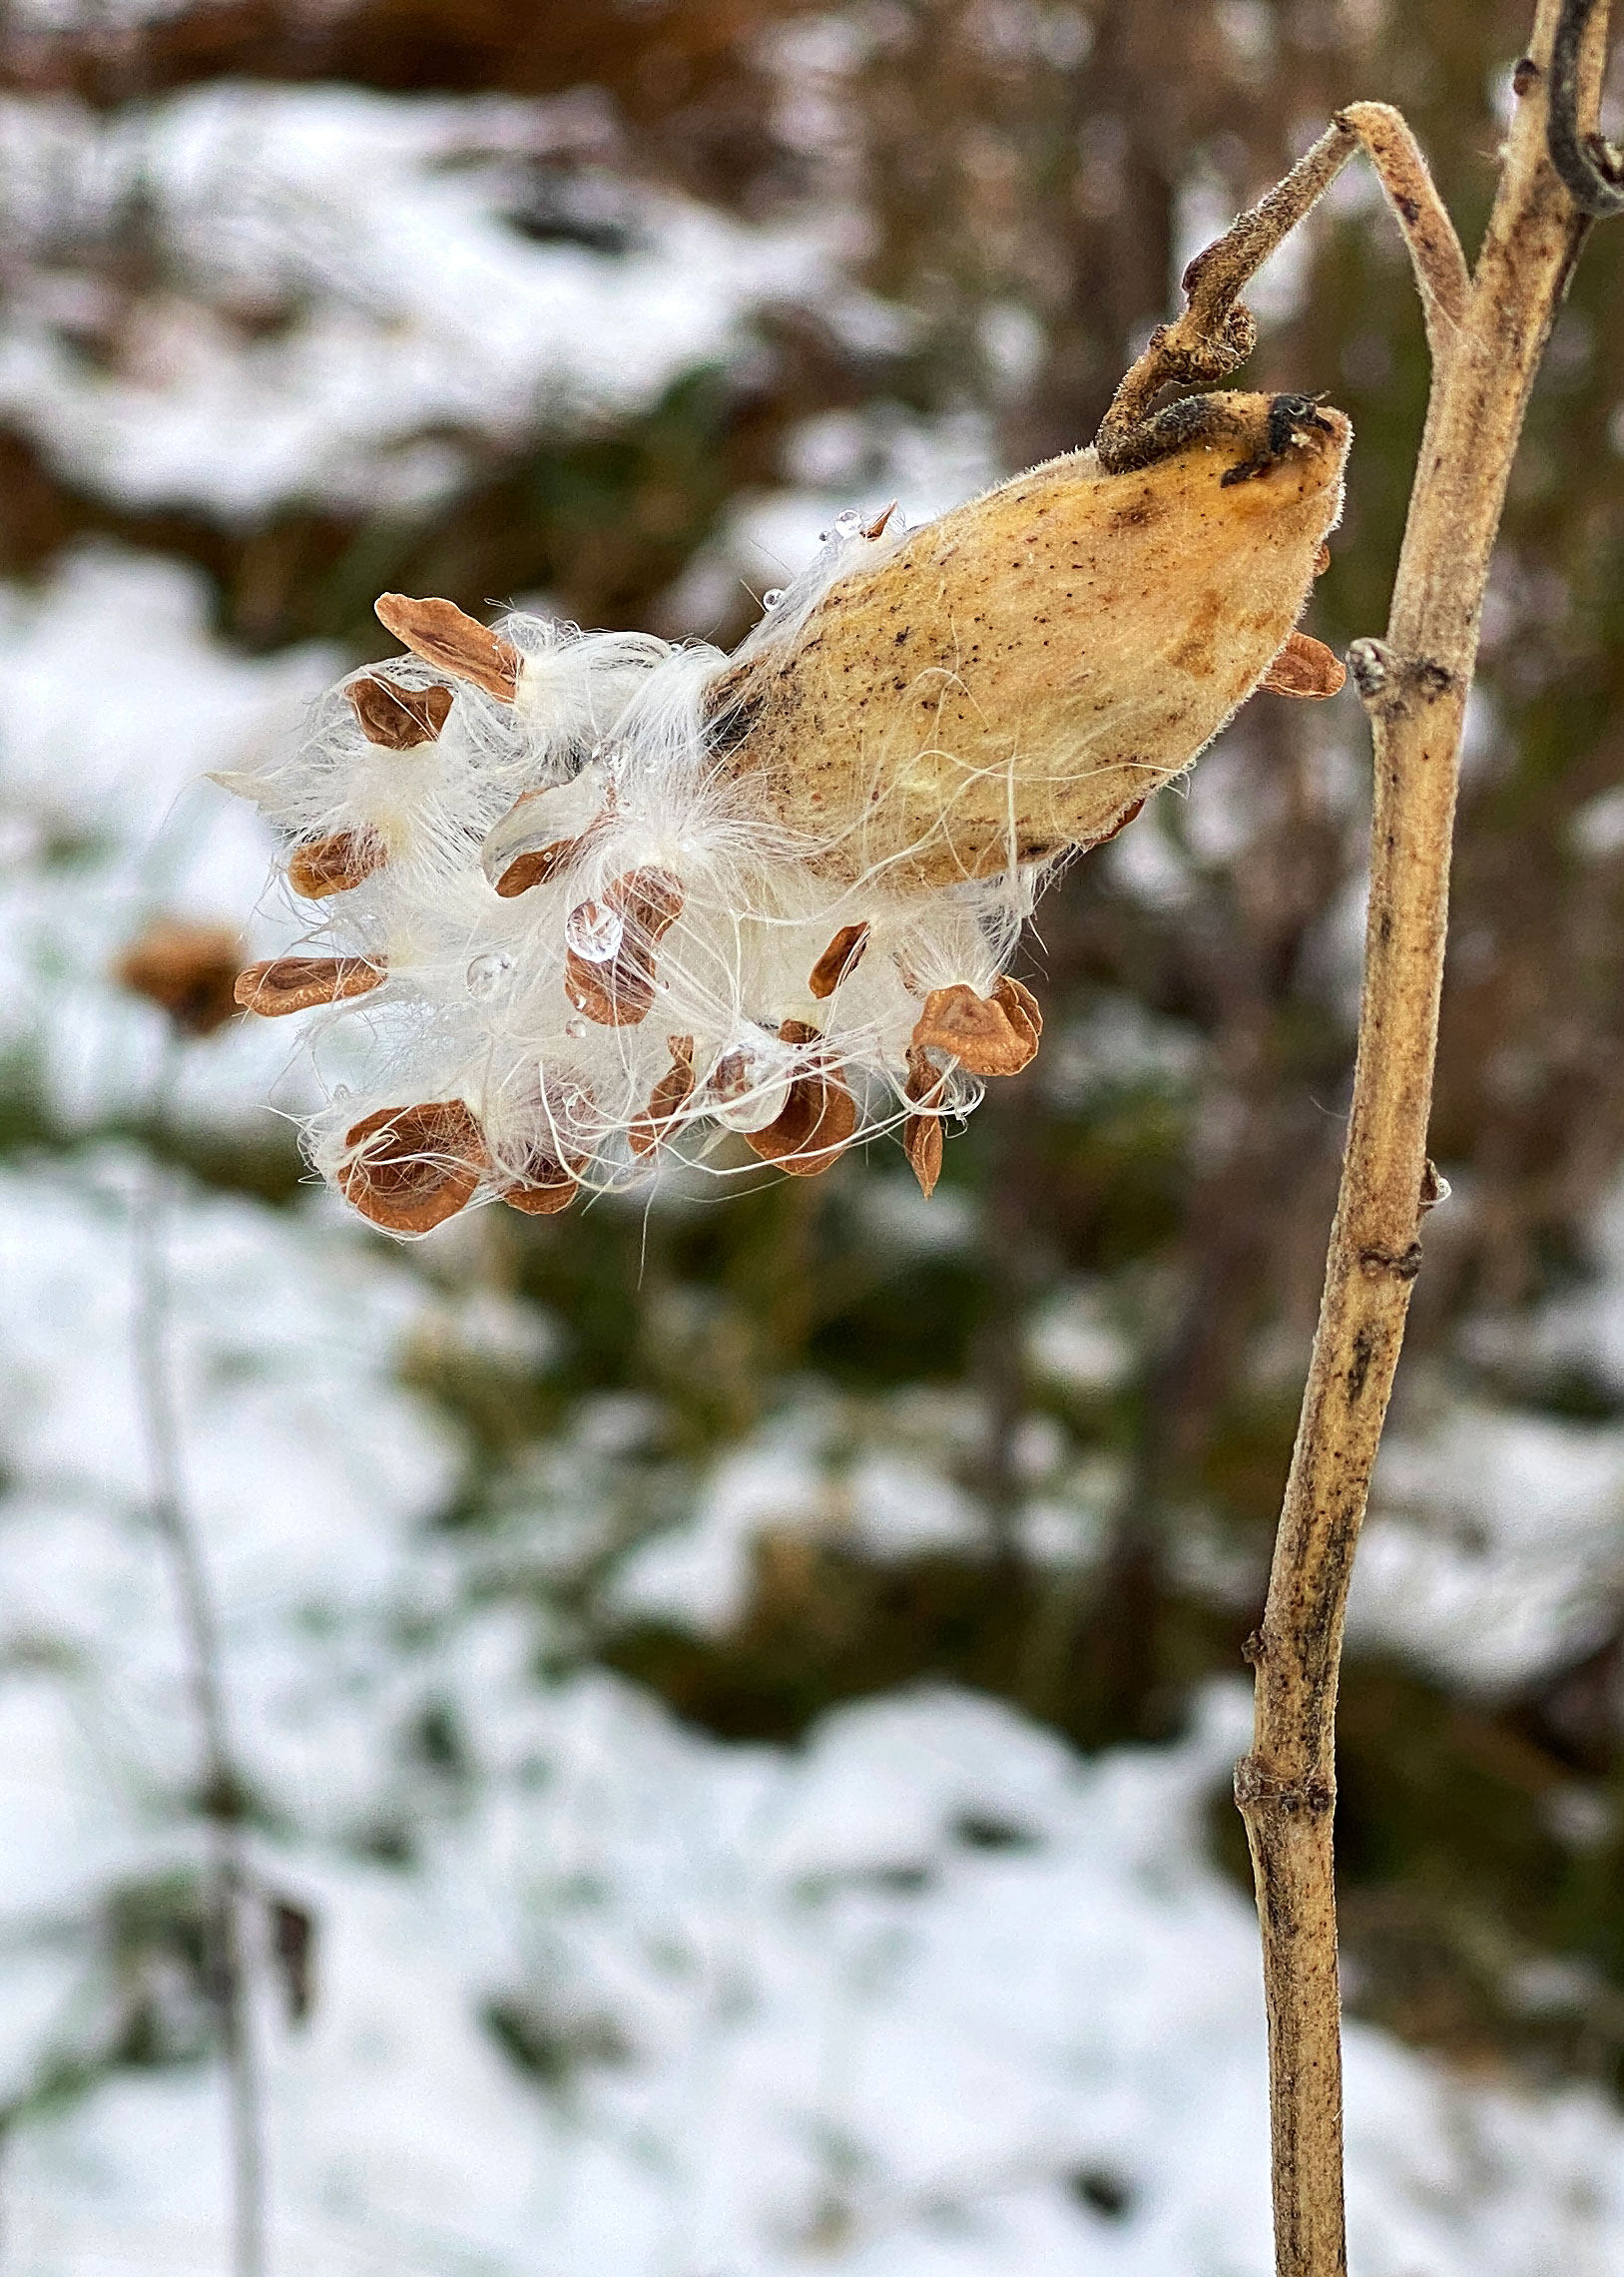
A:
[1233,5,1604,2273]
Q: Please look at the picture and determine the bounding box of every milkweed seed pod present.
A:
[221,389,1349,1234]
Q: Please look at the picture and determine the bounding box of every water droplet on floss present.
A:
[565,899,624,964]
[834,508,862,538]
[566,1017,588,1038]
[710,1040,793,1134]
[762,589,785,611]
[466,948,515,999]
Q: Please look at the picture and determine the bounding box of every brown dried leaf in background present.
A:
[115,918,244,1038]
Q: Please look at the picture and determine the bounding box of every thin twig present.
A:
[131,1049,267,2277]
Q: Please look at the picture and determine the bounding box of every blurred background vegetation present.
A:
[9,0,1624,2138]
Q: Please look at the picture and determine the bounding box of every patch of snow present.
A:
[1353,1400,1624,1692]
[0,86,844,514]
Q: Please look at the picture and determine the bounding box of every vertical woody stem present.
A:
[1236,5,1602,2274]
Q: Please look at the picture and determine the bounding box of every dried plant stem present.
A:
[132,1052,267,2277]
[1096,104,1464,469]
[1233,8,1597,2274]
[1098,6,1608,2270]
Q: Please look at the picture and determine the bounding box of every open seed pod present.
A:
[217,389,1349,1230]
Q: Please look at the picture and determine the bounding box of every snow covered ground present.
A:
[5,1147,1624,2277]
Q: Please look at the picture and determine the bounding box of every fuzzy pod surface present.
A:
[718,391,1350,887]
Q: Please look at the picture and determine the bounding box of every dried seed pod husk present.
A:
[720,391,1350,887]
[288,830,386,899]
[115,918,244,1037]
[374,594,519,703]
[235,956,384,1016]
[808,921,869,999]
[910,983,1036,1076]
[1260,629,1346,699]
[339,1100,487,1233]
[746,1019,858,1176]
[345,675,455,748]
[629,1035,697,1158]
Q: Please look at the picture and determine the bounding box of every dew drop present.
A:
[710,1040,794,1134]
[834,508,862,538]
[466,948,515,1000]
[565,899,624,963]
[762,588,785,611]
[566,1017,589,1038]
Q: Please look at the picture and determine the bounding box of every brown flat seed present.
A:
[992,973,1043,1056]
[903,1112,943,1198]
[610,865,685,939]
[1261,629,1346,699]
[496,837,592,897]
[564,949,655,1027]
[288,831,385,899]
[746,1018,857,1175]
[629,1035,697,1159]
[345,675,455,748]
[339,1100,487,1233]
[910,983,1035,1076]
[115,919,243,1037]
[862,502,897,540]
[905,1041,948,1111]
[563,866,686,1027]
[504,1155,581,1215]
[234,956,385,1016]
[746,1073,858,1175]
[808,921,869,999]
[374,594,520,703]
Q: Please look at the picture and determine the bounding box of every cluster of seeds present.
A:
[227,511,1047,1234]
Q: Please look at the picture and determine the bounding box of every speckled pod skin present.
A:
[721,391,1351,888]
